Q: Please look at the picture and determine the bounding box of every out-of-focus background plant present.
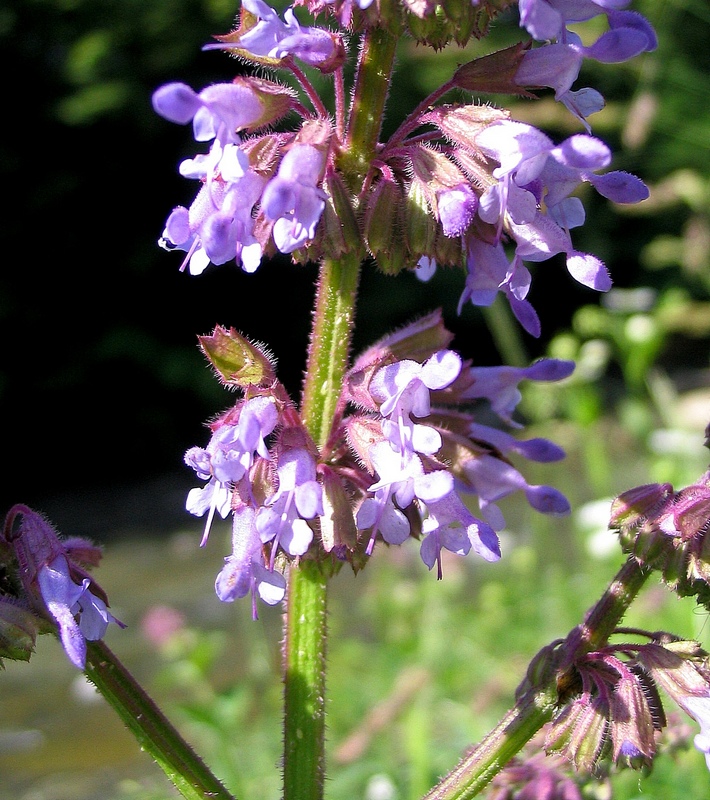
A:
[1,0,709,798]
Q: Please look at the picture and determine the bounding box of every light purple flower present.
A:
[370,350,462,457]
[260,144,328,253]
[185,397,279,545]
[37,555,123,669]
[256,448,323,558]
[356,442,447,553]
[215,505,286,618]
[152,81,264,144]
[371,350,462,420]
[419,477,501,578]
[460,359,575,426]
[160,169,266,275]
[207,0,336,67]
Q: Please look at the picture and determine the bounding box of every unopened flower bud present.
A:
[544,692,609,772]
[197,324,278,388]
[363,178,407,275]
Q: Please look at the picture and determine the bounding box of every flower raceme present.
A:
[153,0,653,336]
[183,316,574,614]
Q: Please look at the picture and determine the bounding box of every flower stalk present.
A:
[282,27,399,795]
[84,640,235,800]
[422,555,653,799]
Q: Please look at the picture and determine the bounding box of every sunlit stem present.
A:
[280,23,399,800]
[339,26,397,191]
[84,640,235,800]
[283,560,329,800]
[423,556,652,799]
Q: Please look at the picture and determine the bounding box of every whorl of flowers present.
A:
[182,314,574,614]
[153,0,653,336]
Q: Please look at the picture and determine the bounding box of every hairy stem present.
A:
[282,560,329,800]
[281,24,400,800]
[84,640,235,800]
[422,556,652,799]
[340,26,398,190]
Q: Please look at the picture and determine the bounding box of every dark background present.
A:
[1,0,708,538]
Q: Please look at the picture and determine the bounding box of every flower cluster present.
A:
[0,504,123,669]
[151,0,659,617]
[183,314,574,614]
[540,632,710,775]
[153,0,654,339]
[610,471,710,606]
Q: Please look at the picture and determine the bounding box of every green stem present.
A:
[300,251,363,448]
[84,639,235,800]
[283,250,361,800]
[422,556,652,799]
[282,560,329,800]
[340,26,398,190]
[281,25,399,800]
[422,687,559,800]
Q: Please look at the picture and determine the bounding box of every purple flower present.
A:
[38,555,122,669]
[471,120,648,307]
[418,474,501,578]
[152,81,264,144]
[215,505,286,617]
[461,453,571,530]
[260,144,328,253]
[185,397,279,545]
[160,169,266,275]
[356,441,443,553]
[208,0,336,67]
[460,359,575,426]
[468,422,567,463]
[256,448,323,557]
[515,3,656,128]
[518,1,657,55]
[4,505,123,669]
[458,237,541,337]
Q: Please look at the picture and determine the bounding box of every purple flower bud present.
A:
[437,184,478,237]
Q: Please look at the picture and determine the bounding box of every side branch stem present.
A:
[84,640,235,800]
[423,556,653,799]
